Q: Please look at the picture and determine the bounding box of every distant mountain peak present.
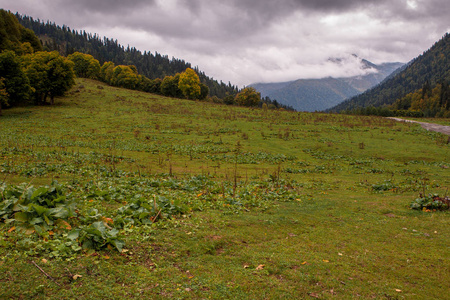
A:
[327,54,379,74]
[329,33,449,112]
[251,57,404,112]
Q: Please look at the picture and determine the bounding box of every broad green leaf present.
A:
[30,217,43,225]
[49,207,68,219]
[138,212,150,220]
[53,195,66,203]
[34,224,45,236]
[31,187,48,201]
[109,239,124,252]
[92,221,106,234]
[31,204,48,216]
[67,229,80,241]
[43,214,54,226]
[14,212,30,222]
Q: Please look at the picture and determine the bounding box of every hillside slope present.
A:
[251,60,403,112]
[15,13,238,98]
[330,33,450,112]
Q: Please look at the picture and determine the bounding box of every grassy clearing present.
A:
[1,79,449,299]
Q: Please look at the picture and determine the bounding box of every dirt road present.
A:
[388,117,450,136]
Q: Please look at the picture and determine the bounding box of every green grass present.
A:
[0,78,449,299]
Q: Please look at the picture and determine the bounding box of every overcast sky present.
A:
[1,0,449,86]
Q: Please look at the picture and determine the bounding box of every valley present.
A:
[0,79,449,299]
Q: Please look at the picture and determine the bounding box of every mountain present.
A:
[15,13,238,99]
[330,33,450,112]
[251,59,403,112]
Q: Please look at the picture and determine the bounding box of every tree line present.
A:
[1,10,292,115]
[0,9,74,115]
[331,33,449,114]
[15,12,240,99]
[342,81,450,118]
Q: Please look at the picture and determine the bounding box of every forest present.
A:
[344,81,450,118]
[15,13,239,99]
[330,33,450,117]
[0,10,294,115]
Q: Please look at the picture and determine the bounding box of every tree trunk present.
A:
[50,94,54,105]
[0,102,2,116]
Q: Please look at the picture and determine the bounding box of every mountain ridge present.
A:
[330,33,449,112]
[251,59,403,112]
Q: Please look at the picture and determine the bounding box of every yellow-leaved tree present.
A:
[178,68,201,99]
[235,87,261,107]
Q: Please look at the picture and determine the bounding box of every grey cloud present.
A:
[52,0,154,14]
[0,0,448,86]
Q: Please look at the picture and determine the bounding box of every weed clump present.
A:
[410,194,450,211]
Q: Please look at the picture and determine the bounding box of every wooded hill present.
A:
[330,33,450,113]
[15,13,239,99]
[1,10,295,115]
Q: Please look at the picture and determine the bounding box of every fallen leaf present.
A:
[256,264,265,270]
[24,228,35,235]
[309,292,320,298]
[338,253,343,256]
[301,261,307,265]
[57,220,72,230]
[243,264,250,269]
[103,255,110,259]
[323,260,329,263]
[121,249,129,253]
[102,217,114,224]
[8,226,15,233]
[395,289,402,292]
[41,259,48,264]
[73,274,82,280]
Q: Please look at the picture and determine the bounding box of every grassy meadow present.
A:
[0,79,449,299]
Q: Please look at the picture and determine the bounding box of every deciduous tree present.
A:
[68,52,100,79]
[235,87,261,107]
[24,51,75,105]
[100,61,115,84]
[0,50,31,106]
[161,74,182,98]
[178,68,201,99]
[110,65,139,89]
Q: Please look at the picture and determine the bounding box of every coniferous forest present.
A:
[1,10,295,114]
[331,33,450,117]
[15,13,239,99]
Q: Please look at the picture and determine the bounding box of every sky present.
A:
[1,0,449,87]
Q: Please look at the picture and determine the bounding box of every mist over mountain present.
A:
[251,58,403,112]
[330,33,449,113]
